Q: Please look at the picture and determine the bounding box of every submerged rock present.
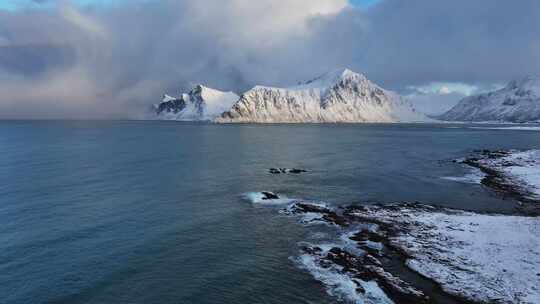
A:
[268,168,308,174]
[261,191,279,200]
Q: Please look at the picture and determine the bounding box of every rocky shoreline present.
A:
[249,149,540,303]
[249,190,540,304]
[459,149,540,215]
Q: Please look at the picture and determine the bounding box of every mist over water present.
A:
[1,121,539,303]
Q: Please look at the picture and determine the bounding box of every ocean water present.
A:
[1,121,539,304]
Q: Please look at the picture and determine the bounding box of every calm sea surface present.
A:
[1,121,539,304]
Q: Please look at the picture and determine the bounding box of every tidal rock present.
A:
[261,191,279,200]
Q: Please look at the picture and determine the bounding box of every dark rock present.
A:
[269,168,282,174]
[350,229,386,244]
[261,191,279,200]
[156,97,186,114]
[327,247,361,272]
[268,168,308,174]
[323,247,429,303]
[288,202,349,227]
[288,168,308,174]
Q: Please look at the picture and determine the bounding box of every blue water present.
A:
[1,121,539,304]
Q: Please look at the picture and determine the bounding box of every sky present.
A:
[0,0,379,10]
[0,0,539,118]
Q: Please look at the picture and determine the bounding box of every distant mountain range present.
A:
[152,71,540,124]
[438,76,540,123]
[153,69,427,123]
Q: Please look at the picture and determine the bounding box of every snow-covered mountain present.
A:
[216,69,427,123]
[439,76,540,123]
[153,85,239,121]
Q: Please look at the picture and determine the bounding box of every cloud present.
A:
[0,0,539,118]
[59,5,107,37]
[0,0,351,118]
[438,86,451,95]
[360,0,540,86]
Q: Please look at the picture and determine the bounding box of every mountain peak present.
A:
[154,85,239,121]
[162,94,177,103]
[190,84,207,94]
[218,68,427,123]
[507,75,540,94]
[439,75,540,123]
[296,68,367,89]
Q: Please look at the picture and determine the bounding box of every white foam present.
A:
[295,249,394,304]
[243,192,295,205]
[297,212,326,225]
[309,232,330,240]
[442,167,486,184]
[340,231,369,256]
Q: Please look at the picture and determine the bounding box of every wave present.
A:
[293,244,393,304]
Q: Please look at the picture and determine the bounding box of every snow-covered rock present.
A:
[439,76,540,123]
[153,85,239,121]
[347,204,540,304]
[465,149,540,201]
[216,69,428,123]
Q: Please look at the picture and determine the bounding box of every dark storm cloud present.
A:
[360,0,540,87]
[0,0,539,118]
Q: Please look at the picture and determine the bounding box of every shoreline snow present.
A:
[348,204,540,304]
[461,150,540,205]
[253,195,540,304]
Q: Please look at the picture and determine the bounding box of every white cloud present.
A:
[438,86,451,95]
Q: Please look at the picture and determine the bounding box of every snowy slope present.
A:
[153,85,239,121]
[215,69,428,123]
[439,76,540,122]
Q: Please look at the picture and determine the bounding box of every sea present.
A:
[1,121,539,304]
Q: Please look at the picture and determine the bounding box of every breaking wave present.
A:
[441,167,486,184]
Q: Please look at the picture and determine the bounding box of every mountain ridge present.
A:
[439,76,540,123]
[153,85,239,121]
[216,69,427,123]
